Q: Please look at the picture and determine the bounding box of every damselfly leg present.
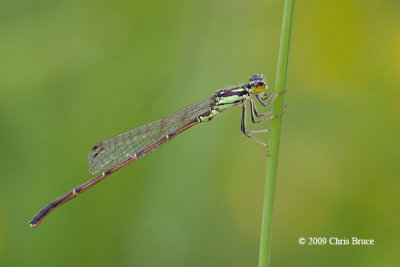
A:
[241,92,285,155]
[241,102,270,149]
[256,90,286,107]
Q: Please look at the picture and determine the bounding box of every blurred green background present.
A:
[1,0,399,266]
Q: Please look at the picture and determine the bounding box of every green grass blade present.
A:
[258,0,295,266]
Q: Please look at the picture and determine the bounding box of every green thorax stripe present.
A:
[199,86,250,122]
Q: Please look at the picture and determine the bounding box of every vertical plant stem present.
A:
[258,0,295,266]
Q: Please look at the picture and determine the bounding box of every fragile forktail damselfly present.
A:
[30,74,282,228]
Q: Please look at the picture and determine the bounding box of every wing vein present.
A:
[86,97,214,174]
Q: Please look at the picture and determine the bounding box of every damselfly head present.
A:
[249,74,267,94]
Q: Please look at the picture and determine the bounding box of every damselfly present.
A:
[30,74,282,228]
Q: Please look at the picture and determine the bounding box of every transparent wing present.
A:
[87,97,215,174]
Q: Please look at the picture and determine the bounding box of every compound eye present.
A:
[249,74,262,82]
